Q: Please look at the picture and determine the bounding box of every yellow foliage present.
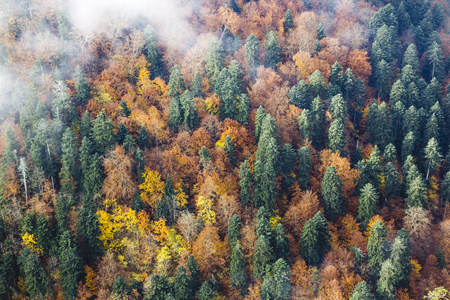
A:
[175,182,188,208]
[410,259,421,277]
[84,265,98,294]
[93,85,113,103]
[96,199,140,253]
[204,96,220,115]
[270,214,282,229]
[152,77,169,97]
[293,51,313,80]
[137,66,151,95]
[139,169,165,209]
[152,218,170,245]
[156,246,172,274]
[21,232,43,256]
[428,176,439,200]
[196,196,216,224]
[364,215,385,239]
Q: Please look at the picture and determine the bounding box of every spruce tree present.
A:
[180,90,198,130]
[228,214,241,248]
[187,255,201,294]
[384,162,401,200]
[205,38,226,78]
[236,93,250,125]
[424,137,443,180]
[145,274,173,300]
[260,258,292,300]
[298,147,311,190]
[59,231,83,300]
[283,10,294,32]
[79,110,92,139]
[350,281,375,300]
[328,119,346,154]
[19,249,50,300]
[376,259,397,300]
[321,166,344,221]
[111,277,130,300]
[357,183,379,225]
[138,125,150,149]
[143,26,165,79]
[245,34,261,78]
[173,266,194,300]
[239,160,252,207]
[406,175,428,208]
[59,127,79,194]
[255,106,266,142]
[168,65,186,97]
[264,31,281,70]
[120,100,131,117]
[230,242,247,292]
[191,71,203,98]
[402,44,420,72]
[196,277,219,300]
[299,211,330,266]
[92,110,114,154]
[73,65,90,106]
[116,122,129,145]
[367,220,389,280]
[253,234,273,279]
[275,224,290,263]
[442,171,450,203]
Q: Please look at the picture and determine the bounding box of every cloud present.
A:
[67,0,199,49]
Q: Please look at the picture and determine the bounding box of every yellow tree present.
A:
[139,169,165,210]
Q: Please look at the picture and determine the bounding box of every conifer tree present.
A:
[317,23,326,40]
[59,230,83,300]
[205,38,226,78]
[79,111,92,139]
[299,211,330,266]
[275,224,290,263]
[187,255,201,293]
[350,281,375,300]
[367,220,389,280]
[143,26,165,79]
[298,147,311,190]
[145,274,173,300]
[230,241,247,292]
[92,110,114,154]
[19,249,50,300]
[255,106,266,142]
[376,259,396,300]
[239,160,252,207]
[236,93,250,125]
[191,71,203,98]
[228,214,241,248]
[196,277,219,300]
[384,162,401,200]
[253,234,273,279]
[181,90,198,130]
[425,137,443,179]
[328,119,346,154]
[402,44,420,72]
[406,175,428,208]
[245,34,261,78]
[111,276,130,300]
[173,266,194,300]
[138,125,150,149]
[116,122,129,145]
[264,31,281,70]
[283,10,294,32]
[260,258,292,300]
[358,183,379,225]
[59,128,78,194]
[73,65,90,106]
[321,166,344,221]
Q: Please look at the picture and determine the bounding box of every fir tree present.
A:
[264,31,281,70]
[19,249,50,300]
[173,266,194,300]
[116,122,129,145]
[236,93,250,125]
[73,65,90,106]
[191,71,203,98]
[275,224,290,263]
[357,183,379,225]
[228,214,241,248]
[298,147,312,190]
[143,26,165,79]
[196,277,219,300]
[350,281,375,300]
[79,111,92,139]
[406,175,428,208]
[92,110,114,154]
[230,242,247,292]
[59,127,79,194]
[59,231,83,300]
[367,220,389,280]
[260,258,292,300]
[299,211,330,266]
[120,100,131,117]
[239,160,252,207]
[138,125,150,149]
[253,234,273,279]
[424,137,443,180]
[245,34,261,78]
[283,10,294,32]
[321,166,344,221]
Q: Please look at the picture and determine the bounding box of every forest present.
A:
[1,0,450,299]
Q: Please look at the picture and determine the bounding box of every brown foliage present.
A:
[404,207,434,263]
[284,188,320,239]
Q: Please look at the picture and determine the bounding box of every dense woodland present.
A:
[1,0,450,299]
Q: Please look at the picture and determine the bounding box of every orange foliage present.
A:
[192,224,227,277]
[347,49,372,83]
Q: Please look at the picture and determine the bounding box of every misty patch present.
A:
[67,0,199,51]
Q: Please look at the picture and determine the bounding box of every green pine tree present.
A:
[367,220,389,280]
[321,166,344,221]
[357,183,379,225]
[264,31,281,70]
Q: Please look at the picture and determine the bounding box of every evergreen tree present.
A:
[19,249,50,300]
[77,205,102,264]
[329,62,344,93]
[253,234,273,279]
[389,229,411,289]
[299,211,331,266]
[350,281,375,300]
[79,110,92,139]
[191,71,203,98]
[83,153,103,199]
[205,38,226,78]
[181,90,198,130]
[328,119,346,154]
[51,80,75,124]
[59,231,82,300]
[374,59,394,100]
[143,26,165,79]
[376,260,396,300]
[59,127,79,194]
[228,214,241,248]
[111,277,130,300]
[230,242,247,292]
[367,220,389,280]
[275,224,290,263]
[138,125,150,149]
[264,31,281,70]
[239,160,252,207]
[383,143,397,163]
[92,110,114,154]
[402,44,420,72]
[317,23,326,40]
[406,175,428,208]
[402,131,416,163]
[168,65,186,97]
[196,277,219,300]
[245,34,261,78]
[236,93,250,125]
[309,70,326,99]
[35,214,52,255]
[298,147,311,190]
[260,258,292,300]
[116,122,129,145]
[329,94,347,122]
[390,80,408,106]
[424,137,443,179]
[168,96,183,131]
[187,255,201,294]
[321,166,344,221]
[283,10,294,32]
[173,266,194,300]
[298,109,313,142]
[289,80,311,109]
[442,171,450,203]
[120,100,131,117]
[255,106,266,142]
[145,274,173,300]
[73,65,90,106]
[424,41,444,81]
[357,183,379,225]
[384,162,401,200]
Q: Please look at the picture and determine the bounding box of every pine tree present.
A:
[442,171,450,203]
[406,175,428,208]
[358,183,379,225]
[138,125,150,149]
[92,110,114,154]
[205,38,226,78]
[299,211,330,266]
[245,34,261,78]
[253,234,273,279]
[228,214,241,248]
[73,65,90,106]
[239,160,252,207]
[145,274,173,300]
[111,277,130,300]
[196,276,219,300]
[367,220,389,280]
[168,65,186,97]
[264,31,281,70]
[321,166,344,221]
[119,100,131,117]
[59,231,83,300]
[230,242,247,292]
[384,162,401,200]
[283,10,294,32]
[187,255,201,294]
[402,44,420,72]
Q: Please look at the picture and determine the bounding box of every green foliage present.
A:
[19,248,50,300]
[283,10,294,32]
[145,274,173,300]
[73,65,90,106]
[350,281,375,300]
[173,266,194,300]
[239,160,252,207]
[92,110,115,154]
[245,34,261,77]
[367,220,389,280]
[299,211,330,266]
[298,147,311,190]
[230,242,247,292]
[260,258,292,300]
[253,234,273,279]
[357,183,379,225]
[143,26,165,79]
[196,276,219,300]
[321,166,344,221]
[228,214,241,248]
[59,231,83,300]
[264,31,281,70]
